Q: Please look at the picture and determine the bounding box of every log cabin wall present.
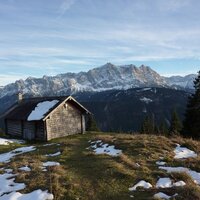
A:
[6,119,22,137]
[6,120,46,140]
[46,102,82,140]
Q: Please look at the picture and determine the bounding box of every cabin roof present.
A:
[5,96,90,121]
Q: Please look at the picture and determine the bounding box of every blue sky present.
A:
[0,0,200,85]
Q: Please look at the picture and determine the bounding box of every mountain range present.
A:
[0,63,195,131]
[0,63,196,99]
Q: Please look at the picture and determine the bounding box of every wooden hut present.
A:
[4,96,90,141]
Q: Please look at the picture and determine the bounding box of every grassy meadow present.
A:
[0,132,200,200]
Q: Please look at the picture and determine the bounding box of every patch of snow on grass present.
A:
[45,152,61,157]
[135,163,140,167]
[0,189,53,200]
[0,173,26,196]
[89,140,122,156]
[40,167,47,172]
[41,161,60,171]
[12,146,36,154]
[156,178,172,188]
[173,181,186,187]
[156,161,166,166]
[0,146,36,163]
[43,161,60,167]
[4,169,13,173]
[174,144,197,159]
[0,138,24,145]
[159,166,200,184]
[154,192,176,199]
[43,143,60,147]
[129,180,152,191]
[27,100,59,121]
[156,177,186,188]
[91,140,102,144]
[19,166,31,172]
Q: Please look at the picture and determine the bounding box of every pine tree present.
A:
[169,110,182,135]
[141,115,154,134]
[159,120,169,136]
[141,116,148,134]
[154,124,160,135]
[86,115,100,132]
[182,71,200,138]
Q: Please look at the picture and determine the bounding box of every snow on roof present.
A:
[129,180,152,191]
[0,189,53,200]
[174,144,197,159]
[27,100,59,121]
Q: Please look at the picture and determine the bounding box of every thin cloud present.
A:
[0,0,199,85]
[157,0,190,11]
[59,0,76,16]
[0,74,28,86]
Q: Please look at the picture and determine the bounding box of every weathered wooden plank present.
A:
[46,102,82,140]
[81,114,86,133]
[7,120,22,136]
[23,121,35,140]
[35,122,45,140]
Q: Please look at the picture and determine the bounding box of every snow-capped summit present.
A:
[165,74,196,90]
[0,63,195,99]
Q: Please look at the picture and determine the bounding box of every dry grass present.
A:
[0,132,200,199]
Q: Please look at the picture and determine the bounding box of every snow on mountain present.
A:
[140,97,153,104]
[0,63,196,99]
[165,74,196,90]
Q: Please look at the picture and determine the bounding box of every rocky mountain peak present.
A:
[0,63,196,99]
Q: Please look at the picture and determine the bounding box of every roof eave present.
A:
[68,96,92,115]
[42,96,91,121]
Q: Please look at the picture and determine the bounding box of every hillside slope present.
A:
[0,132,200,200]
[77,88,189,132]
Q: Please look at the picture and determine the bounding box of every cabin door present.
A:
[23,122,35,140]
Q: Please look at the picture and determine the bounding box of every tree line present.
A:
[140,110,182,136]
[141,70,200,138]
